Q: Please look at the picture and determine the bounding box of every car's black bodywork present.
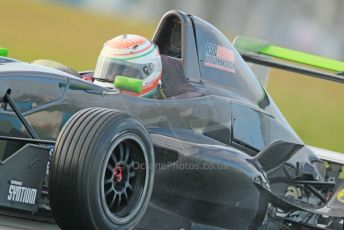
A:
[0,10,343,229]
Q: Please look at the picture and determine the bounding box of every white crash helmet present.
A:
[94,34,162,98]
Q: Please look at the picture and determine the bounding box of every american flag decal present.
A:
[204,42,235,73]
[216,46,234,62]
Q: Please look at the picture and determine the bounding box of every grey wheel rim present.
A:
[100,133,149,224]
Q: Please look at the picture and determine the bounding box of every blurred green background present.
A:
[1,0,344,152]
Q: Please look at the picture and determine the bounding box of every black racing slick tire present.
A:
[49,108,155,230]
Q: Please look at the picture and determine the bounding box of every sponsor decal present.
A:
[7,180,37,205]
[336,188,344,204]
[46,146,54,175]
[204,42,235,73]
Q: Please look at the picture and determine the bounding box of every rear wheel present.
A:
[49,108,154,230]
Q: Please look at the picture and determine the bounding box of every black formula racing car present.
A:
[1,10,344,230]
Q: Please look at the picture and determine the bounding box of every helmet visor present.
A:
[94,56,154,83]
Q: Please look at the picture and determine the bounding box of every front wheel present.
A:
[49,108,155,230]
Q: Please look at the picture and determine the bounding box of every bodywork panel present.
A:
[0,144,49,212]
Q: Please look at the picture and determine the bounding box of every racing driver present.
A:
[93,34,163,98]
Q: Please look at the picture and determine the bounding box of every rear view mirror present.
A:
[0,47,8,57]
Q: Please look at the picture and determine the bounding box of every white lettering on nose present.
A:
[7,182,37,205]
[7,185,14,201]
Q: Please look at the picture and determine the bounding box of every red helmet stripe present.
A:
[103,43,153,57]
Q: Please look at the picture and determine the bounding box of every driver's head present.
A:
[94,34,162,98]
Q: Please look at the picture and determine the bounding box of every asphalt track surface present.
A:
[0,215,59,230]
